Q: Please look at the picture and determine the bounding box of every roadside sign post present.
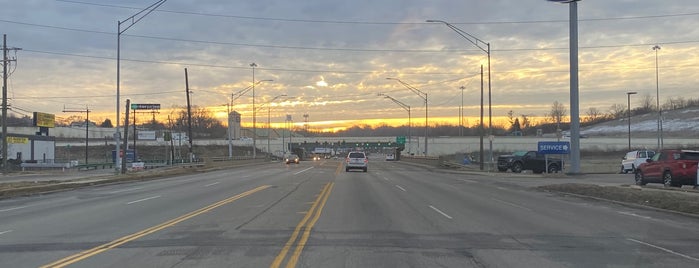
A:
[538,141,571,173]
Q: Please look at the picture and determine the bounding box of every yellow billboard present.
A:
[34,112,55,128]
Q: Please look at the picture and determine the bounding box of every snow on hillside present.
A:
[581,108,699,137]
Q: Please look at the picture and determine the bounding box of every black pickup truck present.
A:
[497,151,563,173]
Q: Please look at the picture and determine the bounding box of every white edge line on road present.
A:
[395,185,407,192]
[204,182,221,187]
[0,230,12,235]
[294,167,314,175]
[0,205,29,213]
[126,195,162,205]
[458,179,476,183]
[383,177,390,181]
[429,205,453,219]
[108,187,144,194]
[627,238,699,261]
[618,211,652,220]
[491,198,533,211]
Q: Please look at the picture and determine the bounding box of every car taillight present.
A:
[346,158,350,163]
[364,158,368,163]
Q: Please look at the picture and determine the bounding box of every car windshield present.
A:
[512,151,527,156]
[3,2,699,268]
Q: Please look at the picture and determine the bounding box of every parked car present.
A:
[621,150,655,174]
[285,154,300,164]
[497,151,562,173]
[345,151,368,172]
[635,149,699,187]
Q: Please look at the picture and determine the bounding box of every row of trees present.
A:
[4,94,697,138]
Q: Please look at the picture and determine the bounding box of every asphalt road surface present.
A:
[1,159,698,267]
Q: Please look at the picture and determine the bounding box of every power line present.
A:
[4,19,699,54]
[55,0,699,25]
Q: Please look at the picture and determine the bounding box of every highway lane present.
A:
[0,158,697,267]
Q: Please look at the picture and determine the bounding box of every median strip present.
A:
[270,182,334,268]
[40,184,271,268]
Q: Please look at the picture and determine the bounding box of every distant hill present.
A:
[581,107,699,138]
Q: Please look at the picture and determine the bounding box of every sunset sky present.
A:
[2,0,698,132]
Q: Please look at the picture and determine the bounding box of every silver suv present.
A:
[345,151,368,172]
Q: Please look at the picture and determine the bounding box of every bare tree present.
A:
[639,93,655,113]
[608,103,626,119]
[547,101,567,127]
[584,107,601,123]
[520,114,531,134]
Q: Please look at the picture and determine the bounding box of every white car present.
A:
[385,153,395,161]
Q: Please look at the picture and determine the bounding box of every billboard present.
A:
[137,131,156,140]
[33,112,55,128]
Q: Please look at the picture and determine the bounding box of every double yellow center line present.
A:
[41,185,272,268]
[270,182,334,268]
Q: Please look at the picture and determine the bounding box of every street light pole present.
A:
[378,93,411,154]
[115,0,167,174]
[548,0,581,174]
[627,91,637,151]
[653,45,663,150]
[426,19,492,167]
[460,86,465,137]
[386,78,428,155]
[250,62,257,159]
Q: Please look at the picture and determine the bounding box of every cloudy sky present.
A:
[1,0,698,131]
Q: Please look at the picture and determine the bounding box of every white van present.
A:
[621,150,655,174]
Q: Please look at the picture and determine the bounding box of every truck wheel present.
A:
[663,172,679,187]
[621,165,627,174]
[548,164,559,173]
[634,171,647,186]
[511,162,523,173]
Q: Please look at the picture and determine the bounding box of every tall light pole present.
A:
[378,93,411,154]
[426,19,492,166]
[228,79,272,159]
[250,62,258,159]
[115,0,167,174]
[386,78,428,155]
[268,94,287,158]
[626,91,637,151]
[548,0,581,174]
[653,45,663,150]
[460,85,465,137]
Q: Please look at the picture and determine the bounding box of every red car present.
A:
[635,149,699,187]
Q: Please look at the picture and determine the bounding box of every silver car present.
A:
[345,151,368,172]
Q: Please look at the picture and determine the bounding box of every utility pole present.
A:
[184,68,193,162]
[2,34,21,173]
[121,100,130,174]
[63,105,91,165]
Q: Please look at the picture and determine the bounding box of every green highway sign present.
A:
[396,136,406,144]
[131,103,161,110]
